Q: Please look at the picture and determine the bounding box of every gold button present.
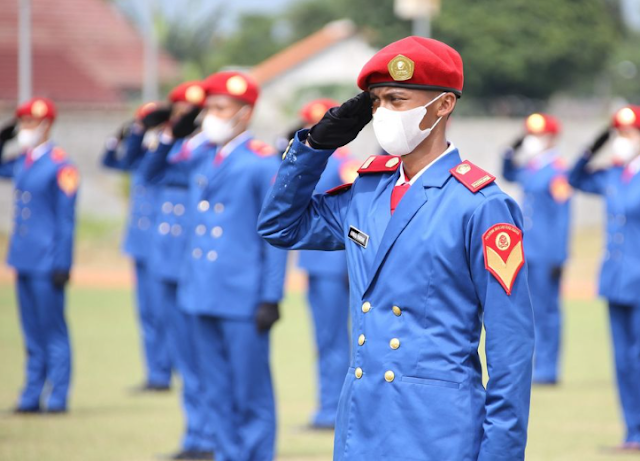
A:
[392,305,402,316]
[362,301,371,313]
[355,367,363,379]
[390,338,400,350]
[385,371,395,382]
[358,334,366,346]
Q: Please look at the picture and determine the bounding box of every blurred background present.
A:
[1,0,640,460]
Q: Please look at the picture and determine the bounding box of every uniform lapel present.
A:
[363,150,461,294]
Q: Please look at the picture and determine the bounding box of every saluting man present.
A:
[0,98,79,413]
[568,106,640,452]
[142,81,216,460]
[502,113,572,385]
[259,37,535,461]
[141,71,287,461]
[294,99,358,429]
[102,101,173,391]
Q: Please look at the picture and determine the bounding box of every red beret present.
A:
[16,97,57,121]
[202,71,260,106]
[168,81,206,106]
[300,98,339,125]
[525,113,561,135]
[357,36,464,97]
[612,106,640,130]
[135,101,161,120]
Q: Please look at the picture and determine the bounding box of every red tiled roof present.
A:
[0,0,179,104]
[251,20,356,85]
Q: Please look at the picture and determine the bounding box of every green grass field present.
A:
[0,281,634,461]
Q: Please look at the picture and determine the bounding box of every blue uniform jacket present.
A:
[102,130,156,262]
[141,132,287,319]
[258,132,534,461]
[1,142,78,274]
[569,155,640,306]
[502,149,571,265]
[145,133,210,282]
[297,150,357,277]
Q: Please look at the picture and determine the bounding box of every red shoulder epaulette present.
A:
[50,147,67,163]
[450,160,495,193]
[357,155,401,175]
[326,183,353,196]
[248,139,276,157]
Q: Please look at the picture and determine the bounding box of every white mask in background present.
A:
[142,130,159,150]
[372,92,446,157]
[520,135,546,163]
[17,122,46,150]
[611,136,640,164]
[202,106,248,145]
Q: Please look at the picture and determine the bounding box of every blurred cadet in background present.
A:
[0,98,79,413]
[141,71,287,461]
[502,113,572,385]
[101,102,173,392]
[140,81,215,460]
[259,36,534,461]
[568,105,640,452]
[289,99,357,429]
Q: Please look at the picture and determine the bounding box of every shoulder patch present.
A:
[450,160,496,193]
[248,139,276,157]
[483,223,525,295]
[57,165,80,196]
[357,155,401,175]
[50,147,67,163]
[552,157,567,170]
[550,175,572,203]
[326,183,353,196]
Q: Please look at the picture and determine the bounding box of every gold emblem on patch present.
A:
[526,113,546,133]
[616,107,637,126]
[388,55,415,82]
[185,85,205,104]
[31,100,48,118]
[456,164,471,175]
[495,232,511,251]
[226,76,248,95]
[57,166,80,196]
[385,157,399,168]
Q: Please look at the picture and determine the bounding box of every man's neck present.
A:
[401,135,448,180]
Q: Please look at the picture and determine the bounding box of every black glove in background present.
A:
[586,128,611,159]
[307,92,373,150]
[172,107,202,139]
[141,107,172,130]
[52,271,70,289]
[0,121,17,142]
[255,302,280,332]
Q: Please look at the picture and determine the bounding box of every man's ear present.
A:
[436,93,457,118]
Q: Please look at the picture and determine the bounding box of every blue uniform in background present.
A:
[503,149,572,383]
[102,128,171,388]
[259,132,535,461]
[297,149,356,427]
[143,132,214,453]
[0,141,78,412]
[569,155,640,445]
[141,131,288,461]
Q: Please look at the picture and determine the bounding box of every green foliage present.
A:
[608,33,640,103]
[433,0,619,101]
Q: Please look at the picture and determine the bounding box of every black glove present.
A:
[0,121,17,142]
[255,302,280,332]
[307,92,372,150]
[51,271,70,289]
[511,136,525,151]
[587,128,611,158]
[141,107,172,130]
[172,107,202,139]
[550,266,563,280]
[117,121,133,142]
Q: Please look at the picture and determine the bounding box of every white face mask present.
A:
[17,123,46,150]
[372,92,446,157]
[202,106,248,145]
[520,135,546,161]
[611,136,640,164]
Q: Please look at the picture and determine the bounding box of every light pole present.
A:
[18,0,32,103]
[394,0,440,38]
[142,0,159,102]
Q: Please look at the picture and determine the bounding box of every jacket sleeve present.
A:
[257,130,352,251]
[0,143,18,178]
[254,156,288,303]
[465,194,534,461]
[568,154,607,195]
[501,149,520,183]
[53,163,79,272]
[138,136,192,187]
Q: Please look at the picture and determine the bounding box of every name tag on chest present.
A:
[348,226,369,248]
